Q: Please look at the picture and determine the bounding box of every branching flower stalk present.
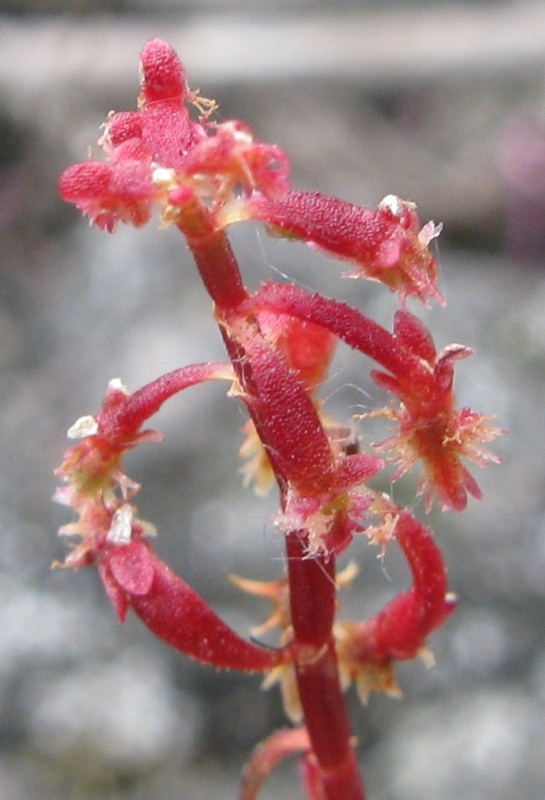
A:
[56,40,504,800]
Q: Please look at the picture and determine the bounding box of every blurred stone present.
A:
[373,688,544,800]
[449,609,509,676]
[0,755,60,800]
[24,648,202,775]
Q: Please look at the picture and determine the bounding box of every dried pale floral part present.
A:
[229,573,290,636]
[273,451,381,557]
[246,562,364,723]
[106,503,135,545]
[336,560,360,589]
[335,620,402,703]
[232,560,358,640]
[419,218,444,247]
[262,660,302,723]
[67,414,99,439]
[417,644,437,669]
[364,492,402,552]
[354,660,402,704]
[260,634,326,722]
[56,491,152,570]
[378,194,415,215]
[239,419,276,496]
[108,377,130,393]
[275,492,362,559]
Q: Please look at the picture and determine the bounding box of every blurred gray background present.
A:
[1,1,545,798]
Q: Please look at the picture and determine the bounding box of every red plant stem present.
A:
[286,531,336,647]
[241,728,312,800]
[176,207,248,309]
[182,217,366,800]
[286,531,366,800]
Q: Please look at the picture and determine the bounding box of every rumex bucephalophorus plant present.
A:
[55,39,504,800]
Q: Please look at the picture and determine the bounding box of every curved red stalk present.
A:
[374,511,457,656]
[344,510,457,672]
[240,728,312,800]
[98,362,234,439]
[246,282,435,393]
[99,539,288,672]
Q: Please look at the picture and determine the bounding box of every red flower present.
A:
[59,39,290,232]
[335,510,457,701]
[370,310,505,511]
[241,190,443,305]
[241,285,504,512]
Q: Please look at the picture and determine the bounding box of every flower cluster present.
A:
[367,308,505,511]
[59,39,289,235]
[56,39,503,800]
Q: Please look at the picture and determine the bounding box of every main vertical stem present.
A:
[177,211,248,310]
[286,532,367,800]
[182,217,366,799]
